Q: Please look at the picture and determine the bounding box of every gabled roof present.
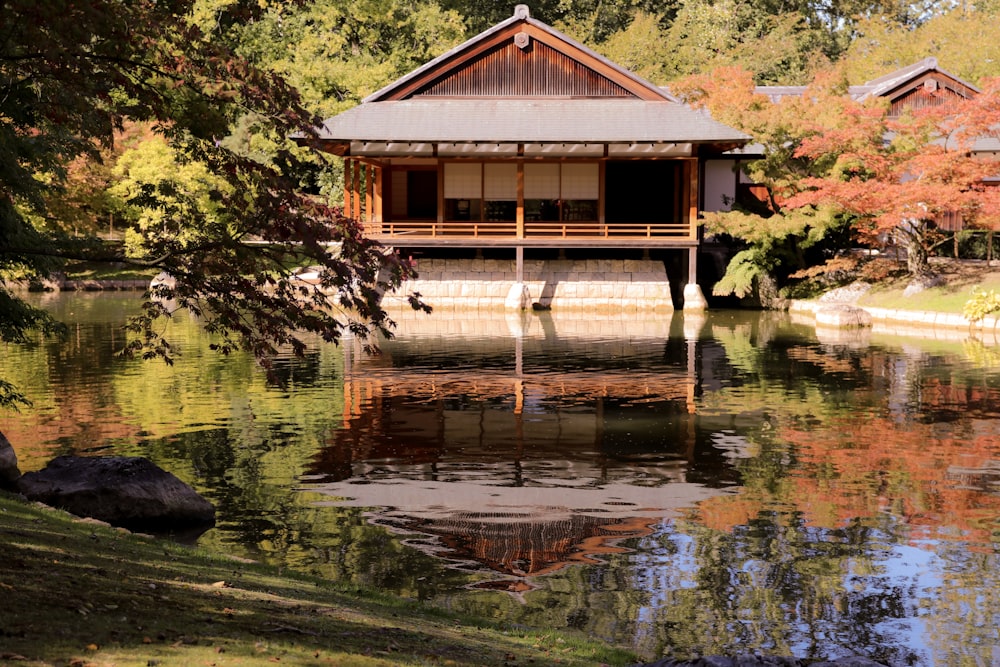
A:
[728,59,987,159]
[854,57,979,100]
[754,57,980,105]
[364,4,672,103]
[311,5,750,154]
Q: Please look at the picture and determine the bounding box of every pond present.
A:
[3,292,1000,665]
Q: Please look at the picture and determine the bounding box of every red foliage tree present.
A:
[789,78,1000,275]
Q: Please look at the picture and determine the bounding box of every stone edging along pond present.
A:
[788,298,1000,345]
[15,275,1000,345]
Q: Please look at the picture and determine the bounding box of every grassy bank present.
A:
[853,259,1000,313]
[0,493,637,667]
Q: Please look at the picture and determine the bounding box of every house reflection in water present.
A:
[302,310,737,589]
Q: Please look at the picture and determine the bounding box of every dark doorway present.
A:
[407,170,438,219]
[605,161,682,224]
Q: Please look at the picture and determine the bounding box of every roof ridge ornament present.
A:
[514,5,530,19]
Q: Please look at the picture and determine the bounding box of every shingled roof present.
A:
[318,98,749,145]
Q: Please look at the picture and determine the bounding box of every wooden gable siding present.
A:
[887,73,977,117]
[413,38,633,98]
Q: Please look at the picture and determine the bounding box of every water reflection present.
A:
[4,295,1000,663]
[304,310,735,587]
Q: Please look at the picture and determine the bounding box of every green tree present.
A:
[0,0,427,408]
[202,0,466,204]
[109,135,234,255]
[595,12,671,84]
[444,0,678,42]
[841,7,1000,86]
[663,0,832,84]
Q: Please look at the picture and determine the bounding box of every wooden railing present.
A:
[365,220,694,239]
[525,222,692,238]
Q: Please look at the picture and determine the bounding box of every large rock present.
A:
[0,431,20,489]
[815,304,873,328]
[17,456,215,533]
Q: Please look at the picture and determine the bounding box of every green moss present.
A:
[0,492,637,667]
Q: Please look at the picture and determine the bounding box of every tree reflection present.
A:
[6,299,1000,662]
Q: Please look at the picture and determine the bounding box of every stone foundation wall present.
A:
[383,258,674,311]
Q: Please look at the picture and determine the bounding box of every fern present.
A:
[713,249,764,298]
[963,286,1000,323]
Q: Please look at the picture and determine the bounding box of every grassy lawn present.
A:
[855,260,1000,313]
[61,260,158,282]
[0,493,637,667]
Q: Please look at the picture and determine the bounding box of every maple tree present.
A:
[675,65,1000,296]
[788,77,1000,277]
[672,67,862,300]
[0,0,425,407]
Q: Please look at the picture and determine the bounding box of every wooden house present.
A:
[307,5,749,312]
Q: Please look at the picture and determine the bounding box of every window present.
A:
[484,163,517,221]
[442,161,601,222]
[524,163,560,221]
[524,163,598,222]
[444,163,482,221]
[559,163,599,221]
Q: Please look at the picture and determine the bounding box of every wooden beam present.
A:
[373,21,669,102]
[377,25,525,101]
[522,24,668,101]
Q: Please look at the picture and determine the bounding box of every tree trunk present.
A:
[906,236,930,276]
[898,224,931,277]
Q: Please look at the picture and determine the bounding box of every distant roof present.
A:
[754,57,981,103]
[856,57,979,99]
[316,98,750,145]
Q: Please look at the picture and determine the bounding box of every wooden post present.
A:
[343,159,353,218]
[365,164,374,224]
[352,160,362,221]
[686,158,699,241]
[373,164,383,225]
[598,160,606,227]
[516,161,525,238]
[437,162,445,229]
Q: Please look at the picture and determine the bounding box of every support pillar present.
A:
[506,246,529,310]
[683,246,707,311]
